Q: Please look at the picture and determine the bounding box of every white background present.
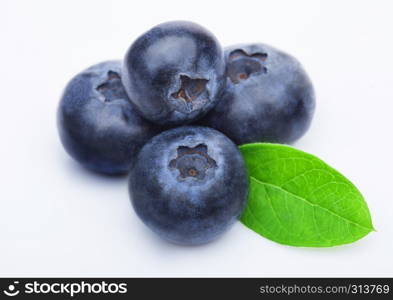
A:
[1,0,393,277]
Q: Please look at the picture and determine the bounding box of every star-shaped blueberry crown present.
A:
[169,144,217,179]
[227,49,268,84]
[170,75,209,113]
[96,71,128,102]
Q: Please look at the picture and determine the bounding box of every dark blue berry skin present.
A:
[129,126,248,245]
[57,61,162,175]
[122,21,225,126]
[199,44,316,145]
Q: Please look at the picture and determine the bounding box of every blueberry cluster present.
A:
[58,21,315,245]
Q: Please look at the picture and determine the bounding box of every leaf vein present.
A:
[250,177,372,231]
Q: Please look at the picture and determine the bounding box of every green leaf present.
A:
[239,143,374,247]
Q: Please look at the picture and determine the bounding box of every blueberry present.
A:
[57,61,162,175]
[122,21,225,126]
[129,126,248,245]
[199,44,316,144]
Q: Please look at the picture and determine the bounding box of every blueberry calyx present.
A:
[227,49,268,84]
[170,75,209,113]
[169,143,217,180]
[96,71,128,102]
